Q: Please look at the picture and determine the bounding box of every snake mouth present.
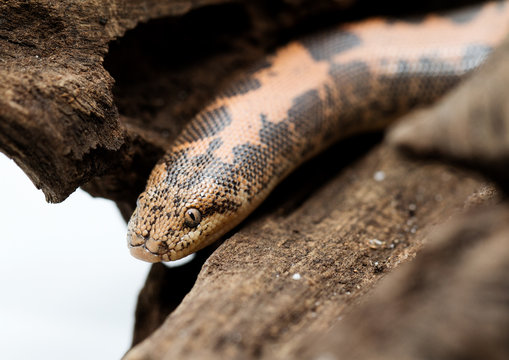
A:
[129,245,163,263]
[127,231,163,263]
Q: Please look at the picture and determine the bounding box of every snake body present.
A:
[128,1,509,262]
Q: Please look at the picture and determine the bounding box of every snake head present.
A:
[126,143,251,262]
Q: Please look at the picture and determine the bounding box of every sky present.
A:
[0,154,152,359]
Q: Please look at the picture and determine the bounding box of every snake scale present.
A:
[127,1,509,262]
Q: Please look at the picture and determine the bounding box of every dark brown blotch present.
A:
[221,76,261,97]
[179,105,233,143]
[300,30,361,62]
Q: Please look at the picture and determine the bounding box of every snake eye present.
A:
[184,208,202,228]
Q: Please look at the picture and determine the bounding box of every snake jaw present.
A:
[128,240,162,263]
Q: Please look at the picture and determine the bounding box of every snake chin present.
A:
[128,241,163,263]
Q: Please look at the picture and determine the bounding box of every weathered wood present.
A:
[297,204,509,360]
[125,141,493,359]
[0,0,226,202]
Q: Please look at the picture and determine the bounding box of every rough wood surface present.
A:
[0,0,231,202]
[297,204,509,360]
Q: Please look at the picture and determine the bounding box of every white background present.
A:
[0,154,151,359]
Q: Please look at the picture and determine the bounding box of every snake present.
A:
[127,1,509,262]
